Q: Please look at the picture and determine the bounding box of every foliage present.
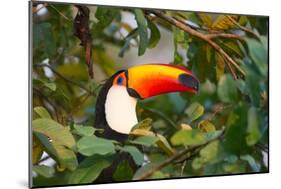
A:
[32,3,268,187]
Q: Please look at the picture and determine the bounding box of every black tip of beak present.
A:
[179,73,199,92]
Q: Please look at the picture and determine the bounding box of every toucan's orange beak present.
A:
[127,64,199,99]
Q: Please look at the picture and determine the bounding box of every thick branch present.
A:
[149,10,246,79]
[134,130,224,180]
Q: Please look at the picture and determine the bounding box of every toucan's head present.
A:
[111,64,198,99]
[96,64,199,136]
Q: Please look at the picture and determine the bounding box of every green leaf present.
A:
[131,118,153,131]
[246,107,261,146]
[34,106,51,119]
[173,26,186,44]
[198,120,216,132]
[223,104,250,154]
[205,130,224,141]
[32,135,43,164]
[57,63,89,81]
[220,40,243,58]
[211,15,237,30]
[119,28,138,57]
[44,82,57,91]
[215,54,225,81]
[156,134,175,156]
[171,129,205,146]
[34,132,78,171]
[113,160,134,181]
[245,37,268,76]
[174,51,183,64]
[52,143,78,171]
[77,136,115,156]
[33,23,56,57]
[148,20,161,48]
[33,79,56,91]
[32,118,76,150]
[133,163,157,180]
[134,9,149,56]
[95,7,120,29]
[93,48,118,76]
[217,74,238,103]
[240,154,260,172]
[192,140,219,170]
[185,102,204,122]
[73,124,95,137]
[68,155,112,184]
[200,140,219,162]
[198,13,213,27]
[33,165,55,178]
[130,135,158,146]
[243,65,261,106]
[120,145,144,165]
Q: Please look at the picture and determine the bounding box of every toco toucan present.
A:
[93,63,199,182]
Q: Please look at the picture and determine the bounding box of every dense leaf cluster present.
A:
[32,3,268,187]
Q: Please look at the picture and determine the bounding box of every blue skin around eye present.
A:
[117,77,124,85]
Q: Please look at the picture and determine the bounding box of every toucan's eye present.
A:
[116,76,124,85]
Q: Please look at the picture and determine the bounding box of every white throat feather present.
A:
[105,86,138,134]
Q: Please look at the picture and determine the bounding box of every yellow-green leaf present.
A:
[93,49,117,76]
[212,15,238,30]
[32,118,76,150]
[33,165,55,178]
[32,135,43,164]
[198,13,212,27]
[171,129,205,146]
[131,118,153,131]
[198,120,216,132]
[34,106,51,119]
[156,134,175,156]
[185,102,204,122]
[215,54,225,81]
[57,63,89,81]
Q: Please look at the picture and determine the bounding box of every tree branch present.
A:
[149,10,246,79]
[206,33,244,41]
[134,130,224,180]
[226,16,259,39]
[49,4,72,22]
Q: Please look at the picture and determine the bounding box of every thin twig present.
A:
[33,87,60,122]
[206,33,244,41]
[226,16,259,39]
[49,4,72,22]
[256,143,269,153]
[134,130,224,180]
[142,107,178,129]
[36,64,95,96]
[36,155,51,165]
[149,10,246,79]
[67,93,91,121]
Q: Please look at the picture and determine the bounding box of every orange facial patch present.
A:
[113,72,127,87]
